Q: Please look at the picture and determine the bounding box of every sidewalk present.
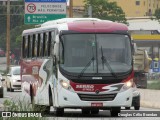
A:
[138,89,160,109]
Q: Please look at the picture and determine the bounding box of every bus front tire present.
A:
[82,108,90,114]
[134,106,140,110]
[91,109,99,114]
[110,107,121,117]
[125,107,130,110]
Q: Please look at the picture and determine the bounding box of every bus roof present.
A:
[23,18,128,35]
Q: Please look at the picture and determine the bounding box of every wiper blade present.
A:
[78,57,95,78]
[101,46,118,78]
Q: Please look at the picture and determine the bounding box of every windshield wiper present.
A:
[101,46,118,78]
[78,57,95,78]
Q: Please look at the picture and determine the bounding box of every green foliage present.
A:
[147,80,160,90]
[154,8,160,23]
[0,1,26,50]
[3,98,46,120]
[83,0,128,24]
[0,25,34,51]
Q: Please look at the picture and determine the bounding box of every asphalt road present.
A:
[0,87,160,120]
[0,57,160,119]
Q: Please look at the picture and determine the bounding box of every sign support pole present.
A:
[6,0,10,71]
[69,0,73,18]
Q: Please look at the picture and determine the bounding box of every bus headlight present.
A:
[60,80,71,90]
[120,79,133,92]
[13,79,16,82]
[126,80,132,87]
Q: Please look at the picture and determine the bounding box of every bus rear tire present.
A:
[55,108,64,116]
[110,107,120,117]
[10,83,14,92]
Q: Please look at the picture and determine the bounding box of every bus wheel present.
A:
[10,83,14,92]
[7,87,10,91]
[134,106,140,110]
[82,108,90,114]
[91,109,99,114]
[55,108,64,116]
[49,87,53,106]
[125,107,130,110]
[39,105,50,114]
[110,107,120,117]
[30,85,34,105]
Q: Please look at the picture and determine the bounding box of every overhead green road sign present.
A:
[25,0,67,24]
[25,14,66,24]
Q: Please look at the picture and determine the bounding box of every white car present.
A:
[0,74,5,98]
[6,66,21,92]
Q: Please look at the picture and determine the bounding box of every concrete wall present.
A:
[138,89,160,109]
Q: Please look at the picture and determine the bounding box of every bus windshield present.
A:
[59,33,132,76]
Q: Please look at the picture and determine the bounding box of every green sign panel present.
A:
[24,14,66,24]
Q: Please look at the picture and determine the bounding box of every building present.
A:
[110,0,160,17]
[71,0,160,17]
[128,18,160,59]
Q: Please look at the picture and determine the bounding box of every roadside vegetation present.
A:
[147,80,160,90]
[2,98,47,120]
[84,0,128,24]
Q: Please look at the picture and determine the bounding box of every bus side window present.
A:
[27,35,31,58]
[42,33,46,57]
[45,32,48,57]
[32,34,36,58]
[37,34,40,57]
[29,35,32,58]
[51,31,55,56]
[48,32,52,56]
[40,33,43,57]
[22,36,26,58]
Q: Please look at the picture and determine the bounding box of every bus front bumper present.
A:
[57,87,133,108]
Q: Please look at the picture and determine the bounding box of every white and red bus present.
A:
[21,18,134,116]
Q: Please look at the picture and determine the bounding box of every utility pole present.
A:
[6,0,10,71]
[69,0,73,18]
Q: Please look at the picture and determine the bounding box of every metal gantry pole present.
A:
[6,0,10,71]
[69,0,73,18]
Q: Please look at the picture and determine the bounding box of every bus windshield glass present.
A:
[59,33,132,76]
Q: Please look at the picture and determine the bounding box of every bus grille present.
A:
[77,93,117,101]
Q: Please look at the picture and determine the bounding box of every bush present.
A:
[2,98,47,120]
[147,81,160,90]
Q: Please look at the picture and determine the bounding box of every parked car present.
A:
[0,49,5,57]
[0,74,5,98]
[6,66,21,92]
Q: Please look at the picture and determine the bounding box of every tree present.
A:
[0,1,25,50]
[84,0,128,24]
[154,8,160,23]
[0,25,34,52]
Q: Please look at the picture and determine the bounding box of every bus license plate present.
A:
[91,103,103,107]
